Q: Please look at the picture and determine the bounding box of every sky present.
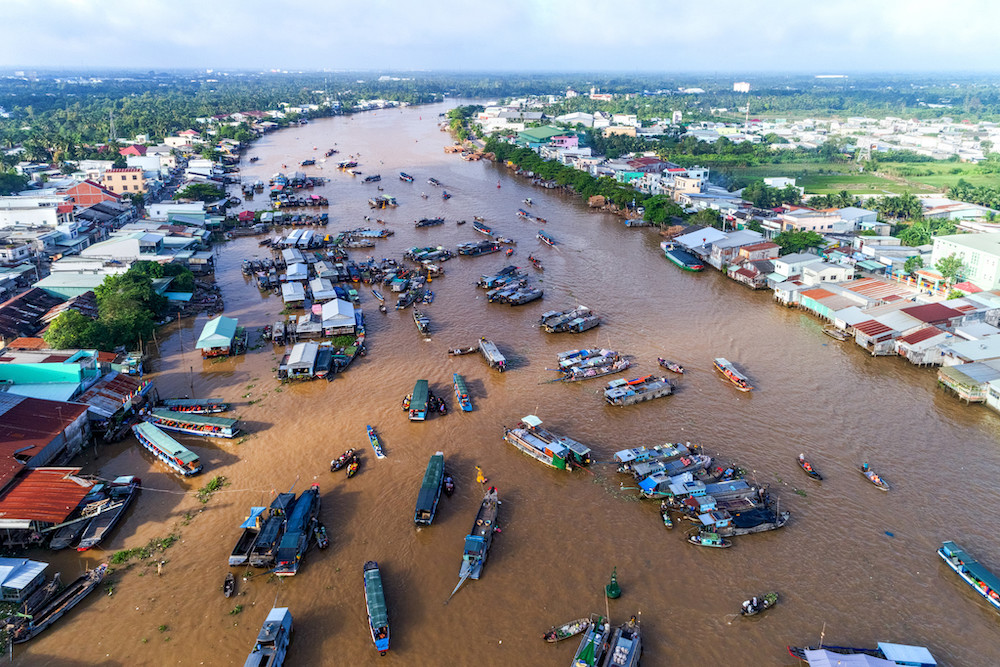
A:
[3,0,1000,73]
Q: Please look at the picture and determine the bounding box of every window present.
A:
[132,175,137,180]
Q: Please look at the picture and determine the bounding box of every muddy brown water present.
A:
[20,102,1000,666]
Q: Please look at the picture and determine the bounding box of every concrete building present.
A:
[101,168,146,195]
[0,394,92,468]
[0,196,76,229]
[0,558,47,602]
[931,233,1000,290]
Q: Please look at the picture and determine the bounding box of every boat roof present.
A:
[285,486,318,533]
[453,373,469,392]
[941,541,1000,593]
[801,650,895,666]
[162,398,227,407]
[364,566,388,628]
[133,422,199,464]
[240,507,266,529]
[149,410,238,428]
[415,453,445,511]
[257,607,291,642]
[877,643,937,666]
[521,414,543,428]
[411,379,428,408]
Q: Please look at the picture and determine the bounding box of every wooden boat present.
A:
[364,174,381,183]
[473,216,485,222]
[371,288,384,301]
[364,561,390,655]
[133,422,203,477]
[523,198,533,206]
[453,373,473,412]
[537,230,556,246]
[603,615,641,667]
[542,617,590,643]
[428,177,442,186]
[399,172,414,182]
[407,380,428,421]
[861,463,889,491]
[448,346,477,356]
[144,409,239,438]
[457,487,499,583]
[443,474,455,497]
[245,607,292,666]
[502,415,592,471]
[687,530,732,548]
[823,324,850,341]
[478,338,506,372]
[229,506,266,566]
[248,493,297,569]
[604,375,674,406]
[274,484,321,577]
[939,540,1000,613]
[572,617,612,666]
[473,220,493,235]
[49,482,112,550]
[657,358,684,374]
[161,398,229,414]
[413,309,430,336]
[368,425,385,459]
[713,358,752,392]
[660,501,674,529]
[798,454,823,481]
[457,220,466,225]
[331,448,356,472]
[223,573,236,598]
[414,451,445,525]
[313,521,330,549]
[347,459,360,477]
[8,564,108,643]
[741,592,778,616]
[76,476,140,551]
[662,244,705,271]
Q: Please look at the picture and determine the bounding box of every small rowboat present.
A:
[657,358,685,374]
[443,474,455,497]
[660,501,673,529]
[740,592,778,617]
[368,425,385,459]
[347,459,360,477]
[798,454,822,481]
[448,346,477,356]
[861,463,889,491]
[331,448,356,472]
[687,531,732,548]
[542,617,590,643]
[314,522,330,549]
[372,288,384,301]
[223,573,235,598]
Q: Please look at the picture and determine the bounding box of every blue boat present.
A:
[368,425,386,458]
[244,607,292,667]
[414,452,445,525]
[447,487,500,601]
[604,616,642,667]
[273,484,320,577]
[939,540,1000,613]
[572,616,611,666]
[537,230,556,246]
[364,561,390,655]
[132,422,202,477]
[399,172,414,182]
[453,373,473,412]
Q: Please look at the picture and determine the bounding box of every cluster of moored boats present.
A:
[477,264,542,305]
[540,306,601,334]
[228,483,324,575]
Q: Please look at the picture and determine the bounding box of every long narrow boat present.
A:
[244,607,292,667]
[414,452,445,525]
[229,506,267,566]
[48,482,110,550]
[399,172,414,182]
[407,380,429,421]
[938,540,1000,613]
[537,230,556,246]
[368,425,386,459]
[76,476,140,551]
[662,243,705,271]
[572,616,612,667]
[453,373,473,412]
[472,220,493,235]
[364,561,390,656]
[602,615,642,667]
[687,530,732,548]
[657,358,684,374]
[740,592,779,617]
[798,454,823,481]
[860,463,889,491]
[372,288,384,301]
[713,358,752,392]
[502,415,592,471]
[144,409,240,438]
[161,398,230,414]
[458,487,500,582]
[133,422,203,476]
[9,564,108,643]
[543,617,591,643]
[413,309,430,336]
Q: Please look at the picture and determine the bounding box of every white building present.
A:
[733,82,751,93]
[0,195,75,229]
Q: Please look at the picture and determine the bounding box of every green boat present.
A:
[414,452,445,525]
[364,561,390,655]
[572,616,611,666]
[407,380,428,421]
[453,373,473,412]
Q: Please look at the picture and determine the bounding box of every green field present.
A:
[797,172,914,195]
[879,162,1000,190]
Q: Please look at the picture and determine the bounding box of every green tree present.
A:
[43,310,95,349]
[174,183,225,202]
[935,253,965,285]
[773,230,825,255]
[903,256,924,275]
[689,209,724,229]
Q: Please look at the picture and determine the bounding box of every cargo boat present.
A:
[274,484,321,576]
[413,309,430,336]
[364,561,390,655]
[938,540,1000,613]
[713,358,752,392]
[249,493,297,568]
[244,607,292,667]
[133,422,203,476]
[144,409,240,438]
[408,379,429,421]
[604,615,642,667]
[8,564,108,644]
[414,452,445,525]
[459,487,500,581]
[478,338,506,372]
[415,217,445,227]
[502,415,592,471]
[604,375,674,406]
[661,243,705,271]
[229,506,266,566]
[572,617,612,667]
[75,476,141,551]
[453,373,473,412]
[161,398,229,413]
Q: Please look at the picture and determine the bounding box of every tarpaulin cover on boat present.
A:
[365,566,388,628]
[240,507,266,529]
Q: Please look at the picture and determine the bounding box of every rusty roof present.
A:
[899,326,945,346]
[841,278,914,302]
[75,372,144,417]
[0,468,94,524]
[0,289,65,341]
[854,320,894,337]
[900,303,964,324]
[801,288,837,300]
[4,338,47,350]
[0,395,89,488]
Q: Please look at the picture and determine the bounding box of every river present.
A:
[20,102,1000,666]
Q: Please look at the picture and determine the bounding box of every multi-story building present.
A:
[101,167,146,195]
[931,233,1000,290]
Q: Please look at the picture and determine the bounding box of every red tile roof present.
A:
[899,326,945,346]
[953,281,983,293]
[118,145,147,156]
[900,303,963,324]
[0,468,94,524]
[741,242,779,252]
[104,167,142,173]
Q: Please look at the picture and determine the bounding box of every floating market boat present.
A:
[244,607,292,667]
[48,483,111,550]
[144,409,239,438]
[364,561,390,655]
[741,592,778,617]
[603,615,642,667]
[443,474,455,496]
[516,209,529,218]
[523,198,532,206]
[407,380,429,421]
[229,506,266,566]
[413,309,430,336]
[713,358,753,392]
[161,398,230,413]
[604,375,674,406]
[223,573,235,598]
[414,451,445,525]
[368,425,385,459]
[347,459,360,477]
[273,484,321,576]
[938,540,1000,613]
[133,422,203,477]
[786,642,937,665]
[331,448,357,472]
[248,493,297,569]
[428,177,442,186]
[660,501,674,529]
[372,288,384,301]
[473,220,493,235]
[458,487,500,581]
[798,454,823,481]
[687,530,732,548]
[572,616,611,667]
[448,346,477,356]
[415,217,445,227]
[657,358,684,374]
[661,243,705,271]
[823,324,851,341]
[543,617,590,643]
[314,522,329,549]
[364,174,381,183]
[453,373,473,412]
[7,564,108,644]
[76,476,140,552]
[563,357,631,382]
[537,230,556,246]
[502,415,592,471]
[478,338,506,372]
[861,463,889,491]
[399,172,414,182]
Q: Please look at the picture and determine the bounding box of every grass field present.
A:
[797,172,914,195]
[879,162,1000,190]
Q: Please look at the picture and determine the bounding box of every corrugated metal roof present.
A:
[854,320,894,337]
[801,288,836,300]
[842,278,914,301]
[75,372,146,417]
[0,468,94,524]
[899,326,945,346]
[900,303,963,323]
